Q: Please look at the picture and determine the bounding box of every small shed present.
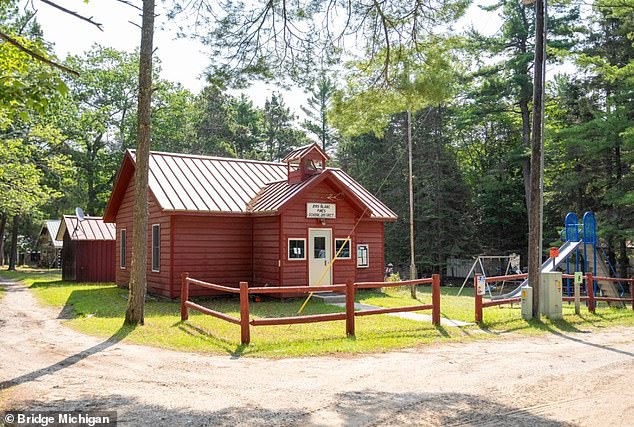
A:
[36,220,63,268]
[104,144,398,298]
[56,215,116,282]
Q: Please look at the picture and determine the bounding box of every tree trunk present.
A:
[529,0,546,320]
[0,214,6,266]
[520,98,532,214]
[406,110,417,298]
[8,215,19,271]
[125,0,155,326]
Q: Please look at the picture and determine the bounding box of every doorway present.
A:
[308,228,332,286]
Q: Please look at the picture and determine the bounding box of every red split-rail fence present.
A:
[180,273,441,345]
[474,272,634,322]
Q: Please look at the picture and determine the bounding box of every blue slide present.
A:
[490,240,582,300]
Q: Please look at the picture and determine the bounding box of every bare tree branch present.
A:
[39,0,104,31]
[114,0,144,12]
[0,30,80,76]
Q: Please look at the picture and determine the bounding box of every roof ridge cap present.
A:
[141,150,284,167]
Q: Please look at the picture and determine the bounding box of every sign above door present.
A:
[307,203,336,219]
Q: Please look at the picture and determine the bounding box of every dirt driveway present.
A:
[1,280,633,426]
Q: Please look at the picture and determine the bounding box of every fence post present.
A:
[432,274,441,326]
[239,281,250,345]
[630,278,633,312]
[474,274,483,323]
[586,272,595,313]
[346,279,356,337]
[180,272,189,321]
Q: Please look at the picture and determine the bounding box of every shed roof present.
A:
[41,220,63,248]
[104,150,397,221]
[57,215,116,241]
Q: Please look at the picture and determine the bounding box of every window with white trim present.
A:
[151,224,160,272]
[120,229,126,269]
[335,238,351,259]
[288,238,306,260]
[357,244,369,268]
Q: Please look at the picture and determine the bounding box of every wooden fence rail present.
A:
[474,271,634,322]
[180,273,441,345]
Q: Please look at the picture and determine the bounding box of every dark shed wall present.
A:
[61,232,76,281]
[75,240,115,282]
[172,215,253,297]
[114,169,172,296]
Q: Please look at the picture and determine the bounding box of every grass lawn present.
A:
[1,268,633,357]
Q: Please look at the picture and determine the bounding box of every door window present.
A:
[313,236,326,259]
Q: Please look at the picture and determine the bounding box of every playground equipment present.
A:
[491,211,625,302]
[456,254,521,297]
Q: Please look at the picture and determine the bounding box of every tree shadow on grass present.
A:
[0,325,134,392]
[175,321,248,358]
[12,390,572,426]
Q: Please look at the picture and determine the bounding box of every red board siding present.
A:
[115,169,172,297]
[75,240,116,282]
[280,178,385,287]
[172,215,252,297]
[252,216,280,287]
[61,231,115,282]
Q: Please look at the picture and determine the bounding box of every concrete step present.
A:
[312,292,346,304]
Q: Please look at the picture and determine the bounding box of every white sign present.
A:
[307,203,336,219]
[477,276,487,296]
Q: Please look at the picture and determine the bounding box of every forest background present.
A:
[1,0,632,278]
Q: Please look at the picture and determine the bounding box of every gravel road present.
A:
[1,279,633,426]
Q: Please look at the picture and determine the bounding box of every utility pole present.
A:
[407,109,417,298]
[528,0,547,320]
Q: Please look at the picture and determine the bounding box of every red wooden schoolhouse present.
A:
[103,144,397,298]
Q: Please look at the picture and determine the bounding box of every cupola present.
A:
[281,143,329,184]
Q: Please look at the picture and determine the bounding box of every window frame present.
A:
[357,244,369,268]
[287,238,306,261]
[120,229,126,270]
[151,224,160,272]
[334,238,352,260]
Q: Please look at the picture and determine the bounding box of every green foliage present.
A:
[262,92,309,161]
[331,40,461,138]
[301,71,339,152]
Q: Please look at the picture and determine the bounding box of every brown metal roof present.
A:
[281,143,329,162]
[247,169,397,220]
[57,215,116,241]
[122,150,397,220]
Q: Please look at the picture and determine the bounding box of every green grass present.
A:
[1,268,633,358]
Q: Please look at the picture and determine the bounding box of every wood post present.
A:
[586,272,595,313]
[574,276,580,315]
[346,279,356,337]
[180,272,189,321]
[432,274,441,326]
[474,274,483,323]
[239,281,250,345]
[630,279,633,312]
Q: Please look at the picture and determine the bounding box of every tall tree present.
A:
[125,0,155,326]
[262,92,308,161]
[301,71,338,152]
[62,46,139,215]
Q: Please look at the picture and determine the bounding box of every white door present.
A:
[309,228,332,286]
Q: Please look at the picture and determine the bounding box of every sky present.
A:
[31,0,503,115]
